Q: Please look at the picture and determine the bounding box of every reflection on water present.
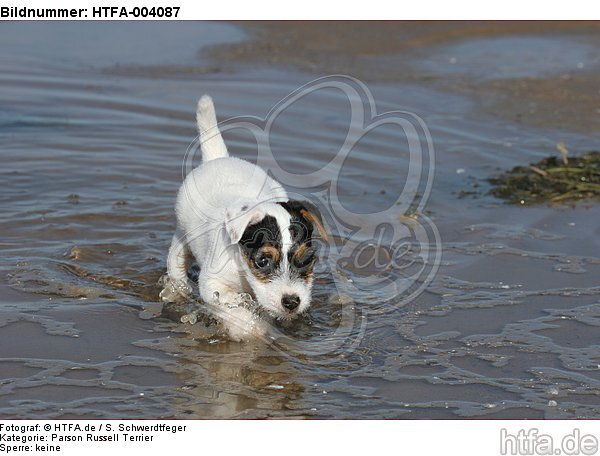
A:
[1,22,599,418]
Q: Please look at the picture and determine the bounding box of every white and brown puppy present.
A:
[165,95,327,340]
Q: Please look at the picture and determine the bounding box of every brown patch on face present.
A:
[302,269,314,284]
[292,243,310,265]
[289,242,317,281]
[250,268,271,284]
[260,245,281,264]
[299,208,328,241]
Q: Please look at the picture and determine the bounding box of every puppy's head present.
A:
[225,199,327,319]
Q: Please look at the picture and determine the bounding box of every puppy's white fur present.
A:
[166,96,313,341]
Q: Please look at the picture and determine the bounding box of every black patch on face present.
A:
[238,215,282,282]
[278,201,318,280]
[278,201,314,243]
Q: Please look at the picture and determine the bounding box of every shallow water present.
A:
[1,22,599,418]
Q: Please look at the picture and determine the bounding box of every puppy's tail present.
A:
[196,95,229,162]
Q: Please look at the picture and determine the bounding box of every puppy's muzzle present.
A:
[281,294,301,312]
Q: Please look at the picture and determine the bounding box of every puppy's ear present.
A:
[225,203,265,244]
[280,200,328,241]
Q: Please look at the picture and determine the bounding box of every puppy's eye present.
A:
[254,255,271,270]
[293,249,315,269]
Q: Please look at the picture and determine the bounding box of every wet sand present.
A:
[0,21,599,418]
[208,21,600,132]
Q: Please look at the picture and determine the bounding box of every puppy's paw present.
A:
[212,298,269,342]
[159,276,193,303]
[223,308,271,342]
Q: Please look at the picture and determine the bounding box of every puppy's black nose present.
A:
[281,294,300,312]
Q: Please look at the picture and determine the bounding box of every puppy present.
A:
[164,95,327,341]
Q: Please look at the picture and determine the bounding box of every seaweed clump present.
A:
[488,150,600,205]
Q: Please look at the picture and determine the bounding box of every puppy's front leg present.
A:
[198,273,269,341]
[220,305,270,342]
[197,270,239,308]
